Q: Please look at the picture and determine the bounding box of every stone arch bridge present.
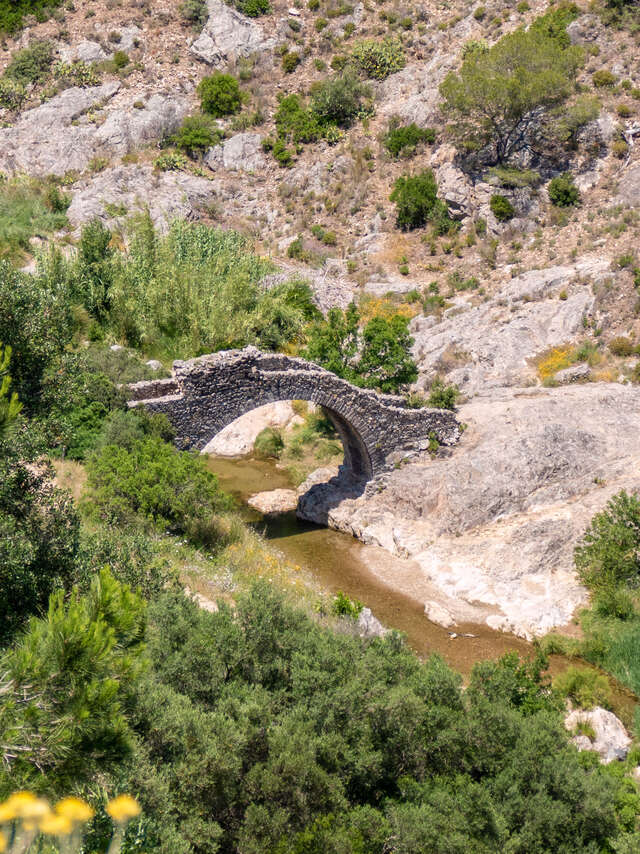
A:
[128,347,461,481]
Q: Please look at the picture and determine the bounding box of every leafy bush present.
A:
[310,69,371,128]
[112,50,129,69]
[275,93,320,143]
[332,590,363,618]
[488,166,541,188]
[0,77,25,110]
[0,0,62,34]
[608,336,636,357]
[592,68,617,87]
[490,193,515,222]
[553,665,611,709]
[4,40,53,84]
[154,150,188,171]
[575,490,640,590]
[84,436,234,547]
[172,114,221,156]
[282,50,301,73]
[440,27,582,163]
[198,72,243,117]
[593,587,635,620]
[181,0,208,27]
[427,376,459,409]
[529,2,580,49]
[548,172,581,207]
[304,302,418,393]
[254,426,285,458]
[390,170,449,231]
[383,121,435,157]
[352,37,405,80]
[231,0,270,15]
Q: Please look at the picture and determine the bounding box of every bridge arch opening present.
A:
[201,399,373,483]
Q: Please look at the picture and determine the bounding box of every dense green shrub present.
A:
[575,490,640,590]
[0,77,25,110]
[275,94,321,143]
[332,590,363,618]
[310,69,371,128]
[490,193,515,222]
[304,302,418,393]
[172,114,221,156]
[389,170,449,231]
[548,172,581,206]
[4,40,53,84]
[440,27,582,163]
[254,426,285,458]
[427,376,459,409]
[282,51,301,73]
[231,0,271,15]
[553,665,611,709]
[529,2,580,49]
[198,72,243,117]
[0,429,80,645]
[0,0,62,34]
[383,122,435,157]
[592,69,617,87]
[84,436,234,547]
[181,0,208,27]
[112,49,129,69]
[352,37,405,80]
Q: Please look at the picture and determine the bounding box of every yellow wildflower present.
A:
[106,795,141,823]
[4,792,50,820]
[0,831,6,852]
[0,800,17,823]
[55,797,94,823]
[39,814,73,836]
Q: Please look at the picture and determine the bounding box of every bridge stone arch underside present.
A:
[128,347,461,483]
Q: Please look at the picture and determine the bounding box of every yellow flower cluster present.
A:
[0,791,140,852]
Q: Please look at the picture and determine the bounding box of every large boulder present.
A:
[298,382,640,638]
[377,50,456,125]
[410,257,611,395]
[67,164,217,231]
[204,132,266,172]
[0,84,189,176]
[58,40,108,63]
[190,0,276,66]
[616,163,640,208]
[565,707,631,763]
[203,401,298,456]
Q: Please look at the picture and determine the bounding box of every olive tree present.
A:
[439,28,582,164]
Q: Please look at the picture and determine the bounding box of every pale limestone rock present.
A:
[616,164,640,208]
[58,40,108,63]
[203,401,297,456]
[67,164,216,231]
[555,363,591,384]
[204,133,266,172]
[190,0,276,66]
[424,600,455,628]
[298,383,640,638]
[248,489,298,514]
[357,607,386,637]
[565,707,631,763]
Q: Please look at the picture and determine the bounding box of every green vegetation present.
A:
[548,172,581,207]
[0,0,62,34]
[254,426,285,459]
[331,589,363,617]
[440,25,583,163]
[351,37,405,80]
[172,114,222,157]
[0,176,69,262]
[304,302,418,393]
[228,0,270,15]
[575,491,640,591]
[490,193,515,222]
[390,171,452,232]
[198,72,243,118]
[310,69,372,128]
[427,377,459,410]
[4,39,53,85]
[383,121,435,158]
[181,0,208,27]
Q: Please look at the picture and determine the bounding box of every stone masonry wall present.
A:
[128,347,461,480]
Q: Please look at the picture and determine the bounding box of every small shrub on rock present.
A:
[4,40,53,85]
[112,50,129,69]
[233,0,270,15]
[608,336,636,357]
[198,72,243,118]
[310,69,371,128]
[548,172,581,207]
[390,170,449,231]
[427,376,459,409]
[383,121,435,157]
[592,68,617,87]
[282,50,301,73]
[275,93,320,142]
[181,0,207,27]
[489,193,515,222]
[254,426,284,458]
[352,37,405,80]
[172,114,221,157]
[332,590,363,618]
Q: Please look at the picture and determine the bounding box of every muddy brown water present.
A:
[207,454,637,723]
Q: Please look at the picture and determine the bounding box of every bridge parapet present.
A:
[128,346,461,481]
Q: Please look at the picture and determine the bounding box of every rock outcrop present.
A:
[190,0,276,66]
[299,383,640,638]
[205,132,266,172]
[565,707,631,763]
[67,164,216,231]
[0,84,188,176]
